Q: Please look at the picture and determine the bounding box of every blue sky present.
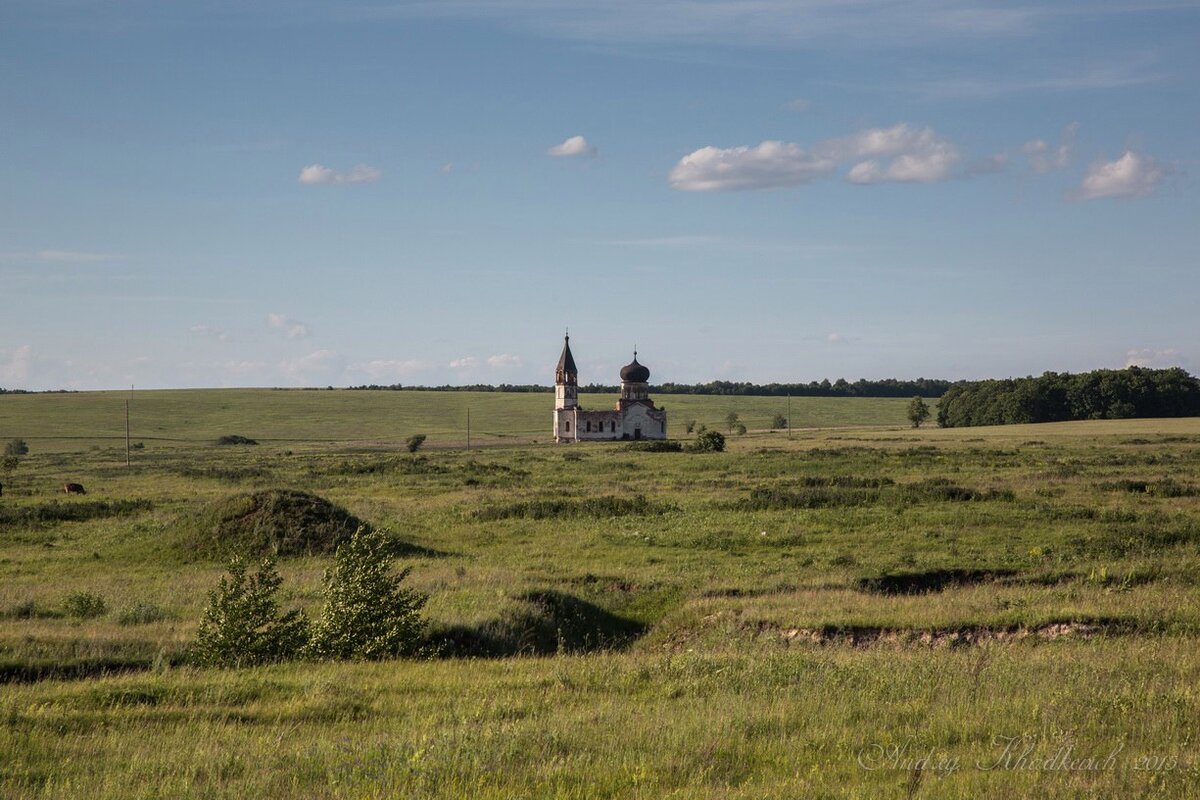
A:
[2,1,1197,390]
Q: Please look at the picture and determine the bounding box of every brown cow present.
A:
[63,483,86,495]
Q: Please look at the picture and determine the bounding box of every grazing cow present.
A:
[63,483,86,495]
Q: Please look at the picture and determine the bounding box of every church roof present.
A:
[620,354,650,383]
[556,334,577,375]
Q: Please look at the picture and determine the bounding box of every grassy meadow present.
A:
[1,389,1198,798]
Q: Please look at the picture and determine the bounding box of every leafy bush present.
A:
[475,494,662,521]
[406,434,427,453]
[214,435,258,446]
[0,499,151,527]
[687,430,726,453]
[4,438,29,456]
[740,486,881,510]
[307,527,426,661]
[192,556,309,667]
[734,423,747,435]
[625,440,683,452]
[62,591,108,619]
[118,602,169,626]
[771,414,788,429]
[684,419,696,434]
[1097,478,1200,498]
[899,479,1015,503]
[724,411,741,432]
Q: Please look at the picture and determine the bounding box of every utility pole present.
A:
[466,407,471,452]
[124,383,132,465]
[787,393,791,440]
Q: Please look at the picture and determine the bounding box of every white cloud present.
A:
[36,250,121,264]
[826,124,961,184]
[668,141,835,192]
[968,153,1009,174]
[1126,348,1183,368]
[190,324,231,342]
[1074,150,1167,200]
[486,353,522,368]
[268,312,310,339]
[297,163,382,185]
[350,359,431,381]
[785,98,810,112]
[548,135,596,157]
[0,345,33,384]
[449,356,481,369]
[347,2,1049,49]
[0,250,122,265]
[669,124,963,191]
[1022,122,1077,173]
[279,349,344,379]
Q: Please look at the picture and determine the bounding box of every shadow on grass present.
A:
[854,568,1018,595]
[428,590,647,657]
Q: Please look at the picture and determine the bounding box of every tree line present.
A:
[346,377,952,398]
[936,367,1200,428]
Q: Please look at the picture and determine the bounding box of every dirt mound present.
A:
[181,489,365,558]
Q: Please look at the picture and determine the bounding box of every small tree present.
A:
[771,413,787,430]
[308,527,426,660]
[4,438,28,457]
[684,419,696,434]
[695,423,707,434]
[406,434,427,453]
[907,396,931,428]
[192,556,309,667]
[2,454,19,495]
[688,430,726,453]
[724,411,741,433]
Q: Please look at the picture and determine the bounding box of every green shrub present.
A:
[192,556,309,667]
[307,528,426,661]
[0,499,151,527]
[406,434,427,453]
[734,423,747,435]
[625,440,683,452]
[62,591,108,619]
[4,438,29,456]
[771,414,788,429]
[117,601,169,626]
[214,435,258,446]
[474,495,662,521]
[687,430,726,453]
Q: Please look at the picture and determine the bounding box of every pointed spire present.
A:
[556,331,578,384]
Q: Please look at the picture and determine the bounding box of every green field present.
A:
[1,390,1198,798]
[0,388,911,451]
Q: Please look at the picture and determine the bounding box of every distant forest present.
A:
[937,367,1200,427]
[346,377,953,398]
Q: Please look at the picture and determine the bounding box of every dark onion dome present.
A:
[620,355,650,383]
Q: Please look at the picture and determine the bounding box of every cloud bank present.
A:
[268,313,311,339]
[669,123,962,191]
[298,163,382,185]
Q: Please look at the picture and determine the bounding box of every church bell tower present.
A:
[555,332,578,409]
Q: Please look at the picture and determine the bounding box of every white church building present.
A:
[553,334,667,443]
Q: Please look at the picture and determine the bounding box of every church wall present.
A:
[620,404,667,440]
